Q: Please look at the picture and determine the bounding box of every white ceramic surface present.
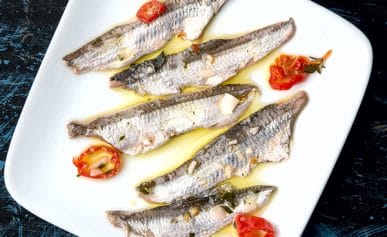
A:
[5,0,372,236]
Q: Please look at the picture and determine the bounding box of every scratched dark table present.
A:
[1,0,386,236]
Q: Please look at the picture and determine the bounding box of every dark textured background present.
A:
[0,0,386,236]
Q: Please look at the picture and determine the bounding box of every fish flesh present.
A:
[67,84,257,156]
[108,185,275,237]
[137,91,307,204]
[107,184,275,237]
[110,19,295,95]
[63,0,227,74]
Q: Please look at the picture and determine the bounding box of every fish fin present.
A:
[67,122,87,138]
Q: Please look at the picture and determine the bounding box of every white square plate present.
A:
[5,0,372,236]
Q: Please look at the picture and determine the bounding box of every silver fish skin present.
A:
[110,19,295,95]
[63,0,227,74]
[67,84,257,155]
[107,184,275,237]
[137,91,307,204]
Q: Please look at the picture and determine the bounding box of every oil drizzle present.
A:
[92,31,280,236]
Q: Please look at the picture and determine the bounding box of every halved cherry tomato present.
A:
[136,0,166,23]
[73,145,121,179]
[235,214,275,237]
[269,55,309,90]
[269,50,332,90]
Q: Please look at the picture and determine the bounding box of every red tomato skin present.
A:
[270,65,286,81]
[293,56,309,71]
[235,214,275,237]
[73,145,121,179]
[278,55,293,68]
[269,54,309,90]
[136,1,166,23]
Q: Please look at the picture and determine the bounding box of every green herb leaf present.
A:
[221,205,233,214]
[210,184,237,208]
[171,219,178,224]
[154,52,167,68]
[304,57,325,74]
[304,64,318,73]
[137,181,156,194]
[116,54,125,61]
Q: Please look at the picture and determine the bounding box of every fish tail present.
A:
[283,91,308,115]
[67,122,87,138]
[62,53,75,65]
[63,53,82,74]
[106,211,132,235]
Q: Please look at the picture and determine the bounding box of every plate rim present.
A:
[4,0,373,236]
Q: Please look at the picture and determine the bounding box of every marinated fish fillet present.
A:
[107,184,275,237]
[110,19,295,95]
[63,0,227,74]
[67,84,257,156]
[137,91,307,204]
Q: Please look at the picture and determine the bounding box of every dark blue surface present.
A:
[0,0,386,236]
